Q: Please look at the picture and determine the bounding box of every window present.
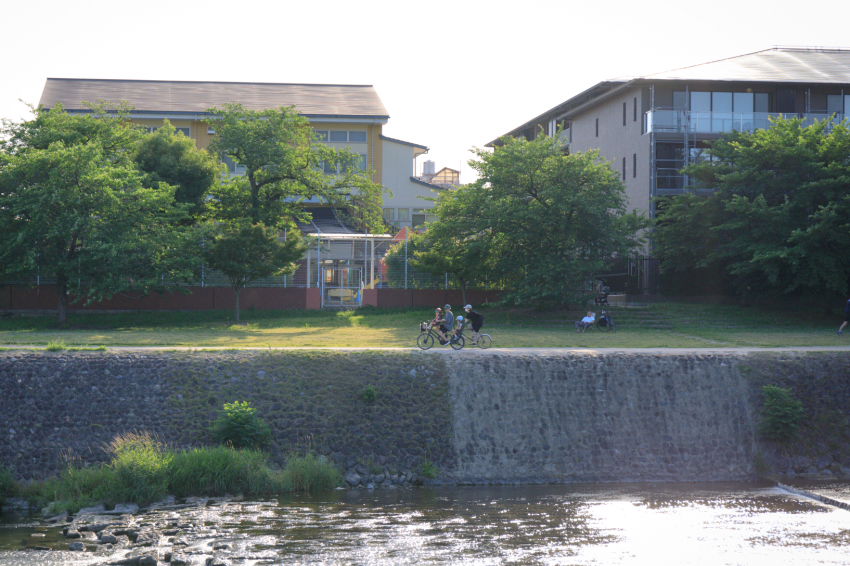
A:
[322,161,337,175]
[633,97,637,122]
[690,92,711,112]
[398,208,410,224]
[755,93,769,113]
[144,126,190,137]
[623,102,627,126]
[382,208,395,221]
[622,157,626,180]
[828,95,844,116]
[633,153,637,178]
[412,208,437,228]
[315,130,367,143]
[221,152,246,174]
[673,91,688,109]
[360,154,367,170]
[595,118,599,137]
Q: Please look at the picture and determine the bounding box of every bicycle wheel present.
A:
[597,319,612,332]
[450,335,465,350]
[476,334,492,349]
[417,333,434,350]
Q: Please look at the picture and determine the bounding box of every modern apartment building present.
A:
[38,78,443,305]
[487,47,850,217]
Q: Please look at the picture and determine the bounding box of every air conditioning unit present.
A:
[207,126,215,135]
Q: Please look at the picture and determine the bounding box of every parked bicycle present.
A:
[595,308,616,332]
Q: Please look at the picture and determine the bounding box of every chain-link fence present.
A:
[3,235,657,294]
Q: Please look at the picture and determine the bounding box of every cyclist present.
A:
[430,308,448,344]
[442,305,455,346]
[464,304,484,343]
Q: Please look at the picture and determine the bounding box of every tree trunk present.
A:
[234,287,240,323]
[56,281,68,327]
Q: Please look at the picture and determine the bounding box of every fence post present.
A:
[404,229,408,290]
[445,272,448,290]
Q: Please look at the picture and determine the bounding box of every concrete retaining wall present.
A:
[1,350,848,485]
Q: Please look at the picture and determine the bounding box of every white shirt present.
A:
[581,315,595,324]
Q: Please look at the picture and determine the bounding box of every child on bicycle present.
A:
[451,316,465,343]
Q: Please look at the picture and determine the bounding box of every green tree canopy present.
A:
[0,103,197,325]
[459,133,647,306]
[132,119,220,222]
[206,102,386,231]
[202,222,306,322]
[654,116,850,299]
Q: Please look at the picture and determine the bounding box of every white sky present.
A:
[3,0,849,182]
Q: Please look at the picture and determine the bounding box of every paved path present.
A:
[2,345,850,354]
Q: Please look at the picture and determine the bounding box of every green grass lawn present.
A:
[0,302,846,349]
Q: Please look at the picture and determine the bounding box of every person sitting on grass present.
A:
[575,311,595,333]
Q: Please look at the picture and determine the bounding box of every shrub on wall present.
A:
[758,385,804,441]
[210,401,272,449]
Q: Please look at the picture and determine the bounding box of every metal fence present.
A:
[3,237,659,294]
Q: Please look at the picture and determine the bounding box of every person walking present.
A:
[575,311,595,333]
[838,297,850,336]
[464,304,485,343]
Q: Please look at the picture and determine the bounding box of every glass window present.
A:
[412,208,437,229]
[828,95,844,116]
[690,92,711,112]
[172,127,190,137]
[382,208,395,221]
[755,93,769,113]
[398,208,410,224]
[712,93,732,112]
[360,154,367,170]
[221,152,236,173]
[845,95,850,116]
[314,130,328,141]
[733,93,753,112]
[329,131,347,142]
[322,161,337,175]
[673,91,687,109]
[349,131,367,142]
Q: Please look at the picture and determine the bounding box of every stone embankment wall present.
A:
[1,350,848,485]
[445,351,850,484]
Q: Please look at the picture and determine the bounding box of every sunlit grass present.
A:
[0,303,846,349]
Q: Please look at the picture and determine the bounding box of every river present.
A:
[1,482,848,565]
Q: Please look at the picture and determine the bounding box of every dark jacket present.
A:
[466,310,484,326]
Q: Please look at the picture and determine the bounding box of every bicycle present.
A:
[595,308,616,332]
[418,322,464,350]
[460,328,492,349]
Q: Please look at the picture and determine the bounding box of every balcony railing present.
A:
[644,110,847,134]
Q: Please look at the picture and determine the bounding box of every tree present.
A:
[202,223,307,323]
[132,119,220,222]
[201,103,385,320]
[206,102,386,232]
[654,116,850,301]
[0,103,196,326]
[406,193,491,305]
[461,132,648,306]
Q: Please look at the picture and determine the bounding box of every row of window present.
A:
[315,130,368,143]
[322,155,367,174]
[221,153,368,175]
[144,126,191,136]
[674,91,770,113]
[382,207,437,228]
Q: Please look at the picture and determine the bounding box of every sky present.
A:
[3,0,850,182]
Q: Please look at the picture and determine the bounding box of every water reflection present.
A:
[1,482,848,565]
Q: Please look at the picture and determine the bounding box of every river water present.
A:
[1,482,848,565]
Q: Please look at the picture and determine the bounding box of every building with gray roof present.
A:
[487,47,850,218]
